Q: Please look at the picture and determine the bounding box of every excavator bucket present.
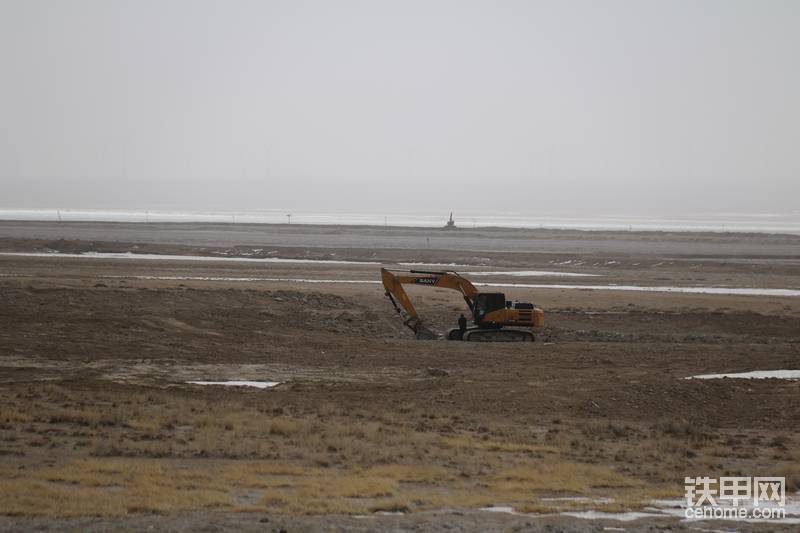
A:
[403,317,438,340]
[414,324,438,340]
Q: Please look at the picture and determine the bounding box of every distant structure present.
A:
[444,212,456,229]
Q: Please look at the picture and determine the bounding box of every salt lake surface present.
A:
[2,208,799,234]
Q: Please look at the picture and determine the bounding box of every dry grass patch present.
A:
[1,408,33,424]
[0,454,656,517]
[0,460,232,517]
[268,418,305,436]
[0,383,740,518]
[485,460,643,507]
[361,464,451,483]
[442,434,558,455]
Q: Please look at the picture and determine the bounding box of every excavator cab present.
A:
[473,293,507,324]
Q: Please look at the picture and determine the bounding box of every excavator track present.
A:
[448,328,535,342]
[462,328,534,342]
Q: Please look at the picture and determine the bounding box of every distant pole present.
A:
[56,210,62,222]
[286,214,291,225]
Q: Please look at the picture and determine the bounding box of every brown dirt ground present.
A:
[0,225,799,531]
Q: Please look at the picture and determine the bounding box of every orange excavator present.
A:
[381,268,544,341]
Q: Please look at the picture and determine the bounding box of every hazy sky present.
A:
[1,0,798,215]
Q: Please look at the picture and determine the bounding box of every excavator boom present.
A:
[381,269,477,339]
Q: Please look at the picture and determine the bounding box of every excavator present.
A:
[381,268,544,342]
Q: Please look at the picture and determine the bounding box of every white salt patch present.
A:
[468,270,600,277]
[648,498,688,509]
[541,496,613,504]
[475,282,800,297]
[186,381,279,389]
[482,499,800,525]
[480,506,520,515]
[0,251,378,265]
[561,511,666,522]
[100,274,800,296]
[651,497,800,524]
[103,275,381,284]
[686,370,800,380]
[398,262,469,268]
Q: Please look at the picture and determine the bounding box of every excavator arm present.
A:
[380,268,479,339]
